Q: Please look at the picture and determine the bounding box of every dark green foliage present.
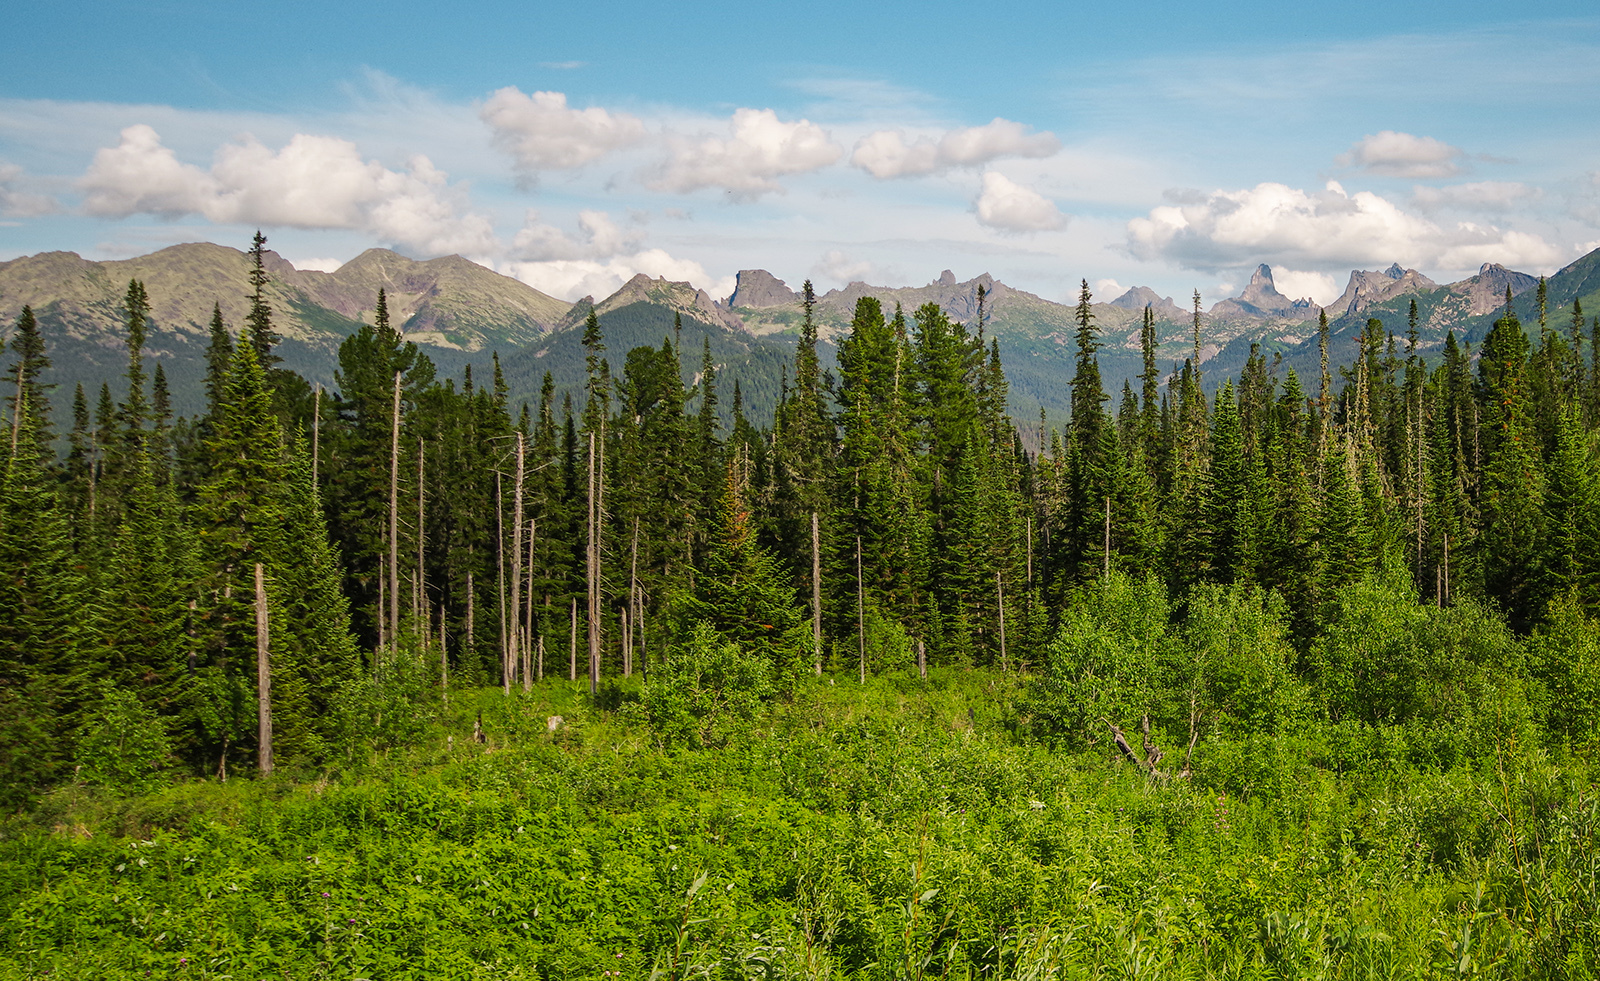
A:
[674,466,806,686]
[0,412,95,802]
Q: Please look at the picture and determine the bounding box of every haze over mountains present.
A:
[4,241,1599,430]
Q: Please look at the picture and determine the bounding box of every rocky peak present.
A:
[937,269,957,287]
[1108,286,1186,320]
[584,273,749,334]
[1210,264,1314,320]
[1323,263,1438,319]
[728,269,800,309]
[1460,263,1538,316]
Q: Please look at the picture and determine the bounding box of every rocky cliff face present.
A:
[1210,265,1317,320]
[728,269,800,309]
[1109,286,1187,320]
[1322,263,1439,319]
[1457,263,1539,316]
[561,272,748,334]
[0,242,572,355]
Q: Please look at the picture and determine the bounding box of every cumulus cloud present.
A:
[813,249,879,285]
[974,171,1066,232]
[1126,180,1561,277]
[479,88,646,173]
[0,162,60,218]
[1269,268,1340,307]
[648,108,841,199]
[1093,278,1124,299]
[80,125,495,256]
[503,249,731,303]
[503,209,731,300]
[511,209,643,262]
[1337,130,1464,179]
[1412,181,1537,213]
[852,118,1060,179]
[293,257,345,273]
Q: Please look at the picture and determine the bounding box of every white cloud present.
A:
[1337,130,1464,179]
[648,108,841,199]
[80,125,495,256]
[1412,181,1537,212]
[503,248,731,303]
[1269,267,1340,306]
[511,208,644,262]
[1093,278,1124,299]
[504,208,730,300]
[851,118,1060,179]
[292,256,344,273]
[0,162,59,218]
[974,171,1066,232]
[1127,180,1561,278]
[813,249,879,285]
[479,88,646,173]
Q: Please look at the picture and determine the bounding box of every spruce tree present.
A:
[244,231,282,370]
[0,409,97,800]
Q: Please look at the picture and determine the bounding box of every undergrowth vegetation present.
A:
[3,657,1597,980]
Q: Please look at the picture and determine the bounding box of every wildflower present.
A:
[321,891,330,898]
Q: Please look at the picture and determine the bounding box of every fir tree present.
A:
[244,231,282,370]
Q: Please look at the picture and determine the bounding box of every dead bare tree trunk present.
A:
[524,517,536,692]
[1103,495,1111,577]
[9,364,24,460]
[388,371,401,645]
[255,563,273,775]
[377,571,386,653]
[569,596,578,681]
[856,535,865,684]
[465,569,475,660]
[627,516,639,678]
[439,604,448,692]
[510,433,525,691]
[996,570,1007,673]
[311,385,321,489]
[1443,532,1451,605]
[1105,709,1200,781]
[496,473,508,694]
[917,637,926,681]
[812,511,822,675]
[1026,516,1033,588]
[417,439,427,650]
[587,431,603,696]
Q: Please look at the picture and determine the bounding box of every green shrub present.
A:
[639,621,773,747]
[1024,571,1179,748]
[74,686,173,793]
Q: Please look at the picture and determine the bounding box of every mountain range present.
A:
[4,240,1598,432]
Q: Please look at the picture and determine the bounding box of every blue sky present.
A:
[3,1,1599,308]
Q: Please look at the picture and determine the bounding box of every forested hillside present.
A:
[3,242,1600,977]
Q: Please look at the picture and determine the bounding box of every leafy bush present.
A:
[1527,593,1600,756]
[1183,581,1308,736]
[639,621,773,746]
[1024,571,1179,748]
[74,686,172,793]
[1309,572,1532,767]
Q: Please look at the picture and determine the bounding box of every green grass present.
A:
[1,670,1596,979]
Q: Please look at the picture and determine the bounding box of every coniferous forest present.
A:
[3,235,1600,978]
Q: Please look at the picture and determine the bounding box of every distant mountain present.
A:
[559,273,747,336]
[300,248,569,350]
[501,282,794,428]
[728,269,801,309]
[6,239,1596,438]
[1210,265,1318,321]
[1109,286,1187,321]
[1321,263,1439,319]
[0,242,570,421]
